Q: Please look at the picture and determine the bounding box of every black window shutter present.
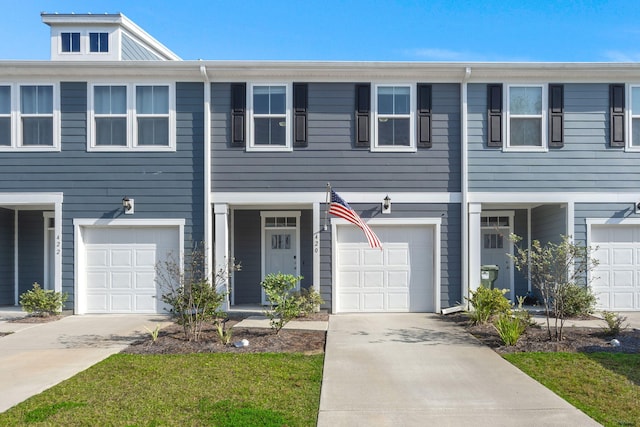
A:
[487,84,503,147]
[230,83,246,147]
[355,83,370,147]
[293,83,308,147]
[417,84,432,148]
[610,84,625,147]
[549,84,564,148]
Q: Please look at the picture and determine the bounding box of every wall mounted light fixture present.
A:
[122,197,134,215]
[382,195,391,214]
[635,201,640,215]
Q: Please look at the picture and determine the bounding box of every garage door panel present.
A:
[612,293,635,310]
[136,272,156,289]
[87,271,108,289]
[363,250,383,266]
[338,293,360,311]
[111,272,133,289]
[363,293,384,311]
[363,271,384,287]
[388,271,409,288]
[86,295,108,312]
[612,249,633,265]
[111,294,133,312]
[612,270,634,287]
[111,249,133,267]
[339,271,361,289]
[338,248,360,266]
[86,249,108,267]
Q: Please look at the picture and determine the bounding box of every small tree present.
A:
[156,243,240,342]
[509,234,598,341]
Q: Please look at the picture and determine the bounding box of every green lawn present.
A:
[0,353,324,426]
[505,352,640,427]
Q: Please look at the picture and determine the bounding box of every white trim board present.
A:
[469,192,640,204]
[212,192,462,204]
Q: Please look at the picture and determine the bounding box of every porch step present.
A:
[233,315,328,331]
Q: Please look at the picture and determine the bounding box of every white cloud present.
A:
[602,50,640,62]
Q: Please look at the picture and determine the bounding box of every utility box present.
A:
[480,265,499,289]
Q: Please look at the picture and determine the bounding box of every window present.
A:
[94,86,126,146]
[0,86,9,146]
[89,32,109,53]
[61,32,80,53]
[373,85,415,151]
[20,85,53,146]
[630,86,640,149]
[507,85,546,149]
[90,83,174,151]
[248,84,290,151]
[136,86,169,146]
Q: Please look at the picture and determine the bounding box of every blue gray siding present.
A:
[18,211,44,295]
[0,81,204,309]
[574,202,639,246]
[0,208,14,304]
[212,83,461,192]
[468,83,640,192]
[319,203,462,310]
[531,204,567,245]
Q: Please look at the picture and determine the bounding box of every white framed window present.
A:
[89,32,109,53]
[61,32,80,53]
[629,86,640,150]
[89,83,175,151]
[506,85,547,151]
[248,83,291,151]
[373,84,415,152]
[0,84,60,151]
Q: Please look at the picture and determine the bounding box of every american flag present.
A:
[328,190,382,249]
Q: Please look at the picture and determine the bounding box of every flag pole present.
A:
[324,182,331,231]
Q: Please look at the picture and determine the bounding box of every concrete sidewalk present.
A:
[318,314,601,427]
[0,313,170,413]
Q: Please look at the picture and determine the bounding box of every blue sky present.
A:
[1,0,639,62]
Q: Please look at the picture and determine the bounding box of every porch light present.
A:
[122,197,134,215]
[382,195,391,214]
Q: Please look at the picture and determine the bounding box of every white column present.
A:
[468,203,482,301]
[54,201,63,294]
[312,202,320,292]
[213,203,229,308]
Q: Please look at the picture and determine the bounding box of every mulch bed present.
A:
[8,315,64,323]
[122,312,328,355]
[444,313,640,354]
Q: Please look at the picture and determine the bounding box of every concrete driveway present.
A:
[0,313,170,413]
[318,314,600,427]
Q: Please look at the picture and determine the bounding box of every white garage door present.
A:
[592,225,640,311]
[82,226,179,313]
[336,225,435,313]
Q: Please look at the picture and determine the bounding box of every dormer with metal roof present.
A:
[41,12,181,61]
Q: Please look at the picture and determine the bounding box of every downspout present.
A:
[200,64,212,279]
[461,66,472,310]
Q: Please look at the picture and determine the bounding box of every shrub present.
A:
[466,285,511,325]
[494,314,527,346]
[261,273,304,334]
[19,282,67,317]
[557,284,596,318]
[601,311,628,336]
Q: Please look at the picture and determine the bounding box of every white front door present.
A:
[480,214,514,297]
[261,212,300,304]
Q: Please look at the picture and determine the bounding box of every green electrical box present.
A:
[480,265,499,289]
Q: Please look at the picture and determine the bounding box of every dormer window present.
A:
[89,32,109,53]
[61,32,80,53]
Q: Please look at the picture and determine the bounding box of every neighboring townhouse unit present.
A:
[1,13,640,314]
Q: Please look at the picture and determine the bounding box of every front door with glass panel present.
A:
[261,212,300,304]
[480,215,513,297]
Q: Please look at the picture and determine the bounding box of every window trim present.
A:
[88,82,176,152]
[371,83,416,153]
[505,84,548,152]
[88,32,110,54]
[247,82,292,152]
[0,83,60,152]
[627,84,640,152]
